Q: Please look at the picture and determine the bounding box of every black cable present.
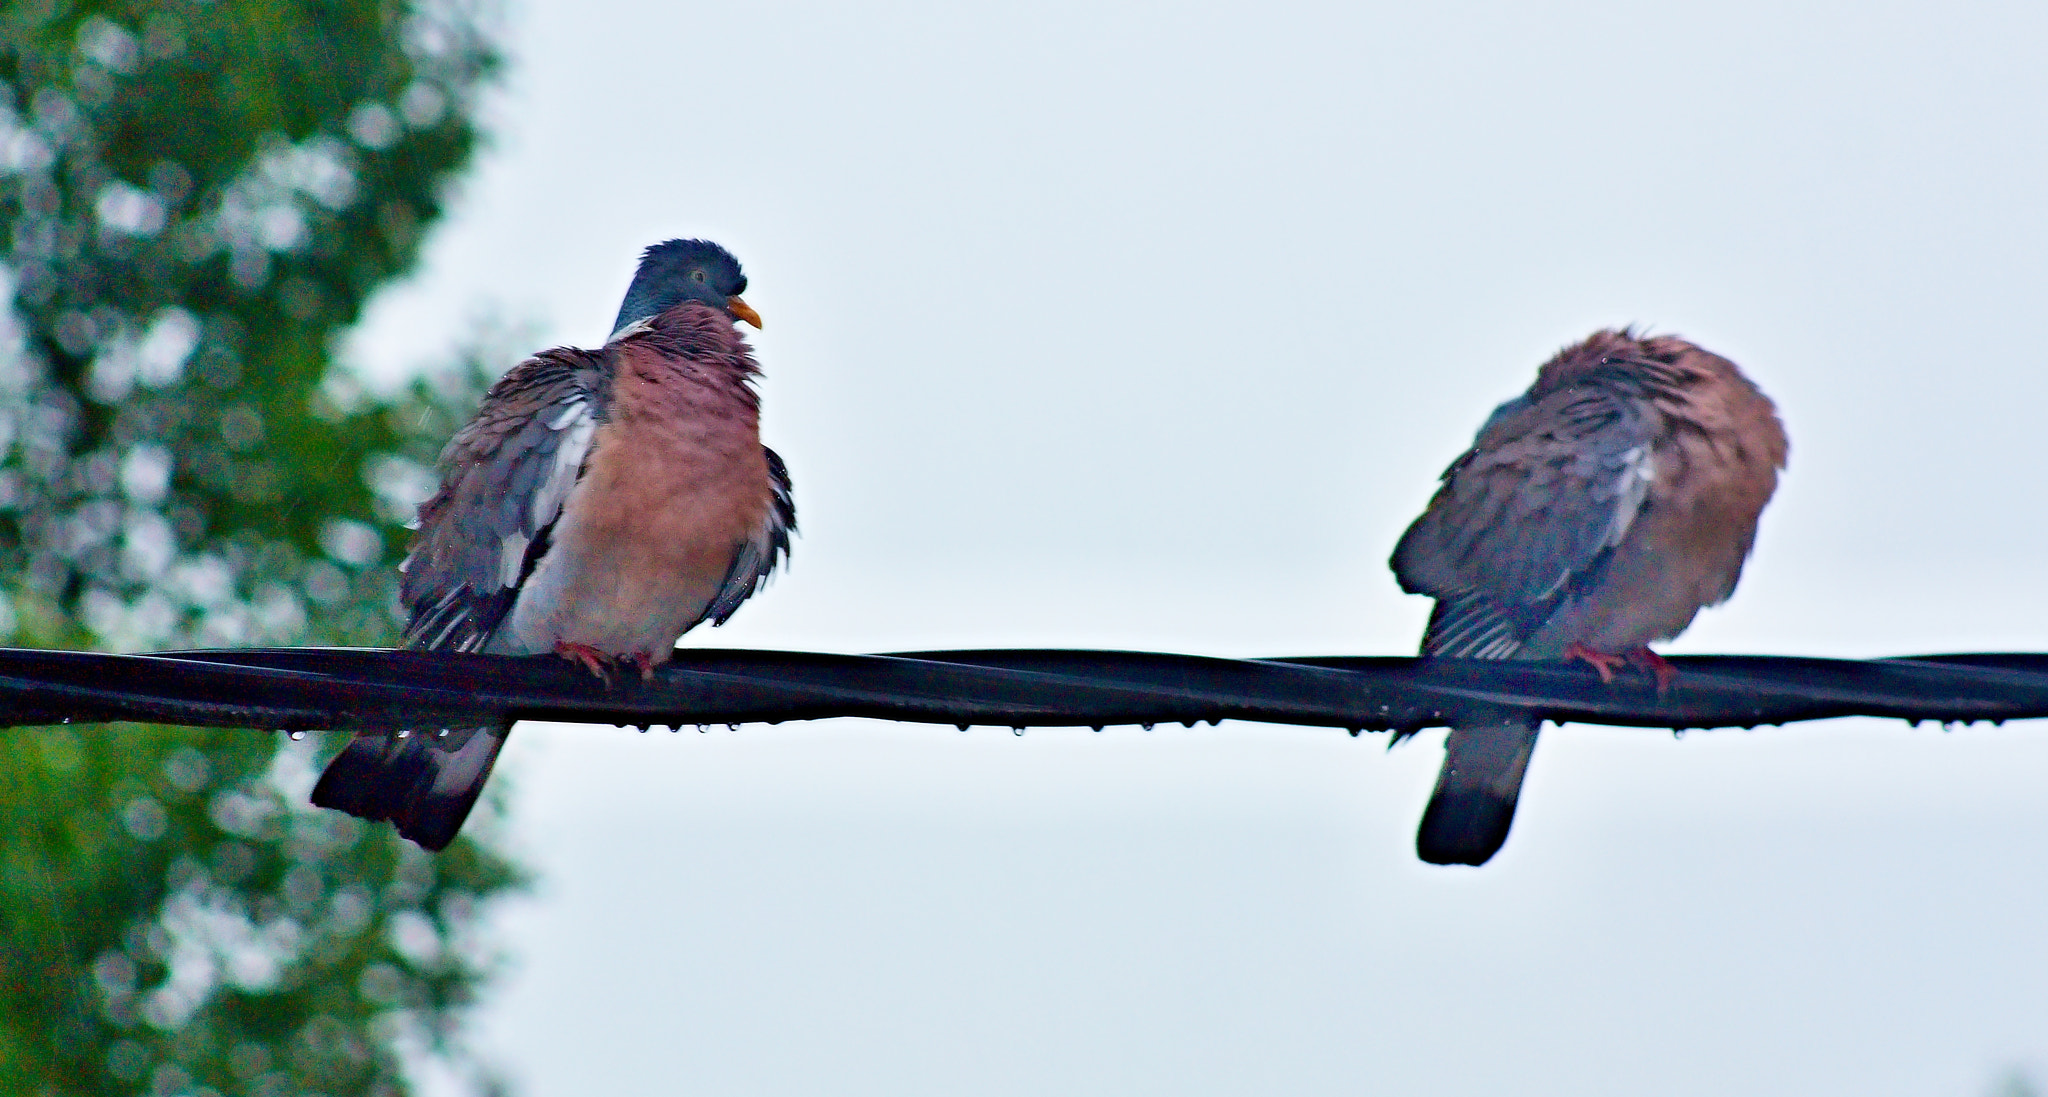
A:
[1,646,2045,735]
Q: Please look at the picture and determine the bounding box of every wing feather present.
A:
[703,445,797,626]
[399,350,609,652]
[1391,382,1656,656]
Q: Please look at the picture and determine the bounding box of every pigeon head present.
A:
[610,238,761,338]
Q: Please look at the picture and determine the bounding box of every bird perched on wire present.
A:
[312,238,794,850]
[1389,328,1785,866]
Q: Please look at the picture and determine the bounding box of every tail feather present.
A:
[1416,713,1540,866]
[311,726,508,851]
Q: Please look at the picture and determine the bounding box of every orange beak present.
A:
[726,296,763,329]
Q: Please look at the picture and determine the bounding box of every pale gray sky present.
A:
[350,1,2048,1093]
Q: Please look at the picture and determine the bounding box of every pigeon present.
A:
[1390,329,1786,865]
[312,239,794,850]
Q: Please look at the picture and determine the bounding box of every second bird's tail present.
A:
[310,725,508,851]
[1415,709,1540,866]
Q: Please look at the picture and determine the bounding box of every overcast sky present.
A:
[348,1,2048,1093]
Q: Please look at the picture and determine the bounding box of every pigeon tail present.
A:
[311,725,507,852]
[1416,711,1540,866]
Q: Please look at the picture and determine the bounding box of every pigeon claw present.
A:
[1563,642,1628,684]
[1564,643,1679,691]
[632,651,657,682]
[554,641,615,685]
[1627,646,1680,692]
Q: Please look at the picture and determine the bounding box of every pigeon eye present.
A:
[690,270,707,283]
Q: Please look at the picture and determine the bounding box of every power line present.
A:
[2,647,2045,734]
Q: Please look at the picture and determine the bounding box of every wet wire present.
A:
[2,646,2047,735]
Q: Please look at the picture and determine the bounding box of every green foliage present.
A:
[0,727,521,1097]
[1995,1071,2044,1097]
[0,1,525,1095]
[0,0,496,647]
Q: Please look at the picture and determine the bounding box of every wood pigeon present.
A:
[1389,329,1786,865]
[312,239,794,850]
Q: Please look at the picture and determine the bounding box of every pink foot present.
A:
[632,651,657,682]
[1564,643,1678,691]
[554,641,614,684]
[1626,647,1679,691]
[1564,642,1627,684]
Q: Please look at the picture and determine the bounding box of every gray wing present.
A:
[703,445,796,626]
[401,348,610,651]
[1390,383,1657,657]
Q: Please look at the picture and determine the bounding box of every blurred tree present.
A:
[0,2,523,1095]
[1994,1071,2044,1097]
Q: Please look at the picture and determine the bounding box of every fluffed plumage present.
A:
[312,239,794,850]
[1390,328,1786,865]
